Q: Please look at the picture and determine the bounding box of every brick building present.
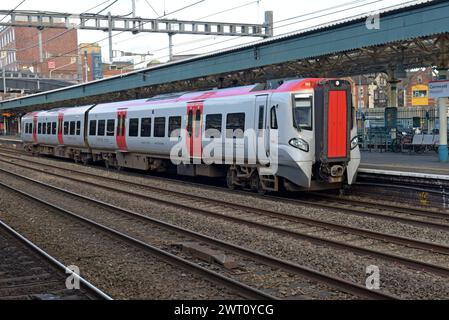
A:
[0,25,79,81]
[79,43,103,82]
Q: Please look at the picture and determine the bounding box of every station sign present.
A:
[429,80,449,98]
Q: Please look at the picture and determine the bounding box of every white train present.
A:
[21,78,360,192]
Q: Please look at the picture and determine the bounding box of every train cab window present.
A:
[106,120,115,136]
[38,123,42,134]
[69,121,76,135]
[89,120,97,136]
[76,121,81,136]
[97,120,105,136]
[129,118,139,137]
[154,117,166,138]
[52,122,57,135]
[226,113,245,139]
[205,114,222,138]
[168,116,182,138]
[294,96,313,130]
[270,106,278,129]
[47,122,51,135]
[64,122,69,135]
[141,118,152,137]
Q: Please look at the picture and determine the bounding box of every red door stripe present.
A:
[57,113,64,145]
[187,102,203,159]
[32,114,38,143]
[327,91,348,159]
[116,110,128,151]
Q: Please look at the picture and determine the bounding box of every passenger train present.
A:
[21,78,360,192]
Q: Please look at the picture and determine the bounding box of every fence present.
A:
[356,106,441,151]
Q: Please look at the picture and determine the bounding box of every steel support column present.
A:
[438,68,448,162]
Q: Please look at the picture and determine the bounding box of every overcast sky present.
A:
[7,0,417,66]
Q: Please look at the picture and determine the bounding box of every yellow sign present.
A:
[412,84,429,106]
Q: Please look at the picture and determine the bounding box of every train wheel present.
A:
[226,168,235,190]
[250,173,266,195]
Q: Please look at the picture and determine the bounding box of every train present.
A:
[21,78,360,192]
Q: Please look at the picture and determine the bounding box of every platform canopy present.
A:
[1,0,449,113]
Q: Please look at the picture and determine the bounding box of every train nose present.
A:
[330,165,344,177]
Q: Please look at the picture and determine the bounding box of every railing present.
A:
[356,106,443,152]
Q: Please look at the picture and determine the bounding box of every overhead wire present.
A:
[0,0,27,23]
[126,0,387,70]
[23,0,208,68]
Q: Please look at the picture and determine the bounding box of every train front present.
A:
[278,79,360,191]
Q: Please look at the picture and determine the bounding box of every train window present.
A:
[226,113,245,139]
[69,121,76,135]
[154,117,166,138]
[42,123,47,135]
[129,118,139,137]
[106,120,115,136]
[168,116,182,138]
[25,123,29,134]
[47,122,51,135]
[64,122,69,135]
[270,107,278,129]
[76,121,81,136]
[205,114,222,138]
[89,120,96,136]
[258,106,265,130]
[52,122,57,135]
[293,96,313,130]
[38,123,42,134]
[141,118,152,137]
[98,120,105,136]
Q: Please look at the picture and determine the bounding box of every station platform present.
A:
[360,151,449,181]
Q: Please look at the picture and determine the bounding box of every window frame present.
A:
[128,118,139,137]
[106,119,115,137]
[292,95,313,131]
[89,120,97,136]
[140,118,152,137]
[226,112,246,139]
[154,117,166,138]
[168,116,182,138]
[97,120,106,136]
[205,114,222,138]
[76,121,81,136]
[69,121,76,136]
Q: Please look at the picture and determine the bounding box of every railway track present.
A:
[0,166,395,300]
[0,219,111,300]
[1,146,447,228]
[0,151,448,295]
[0,179,280,300]
[1,152,449,254]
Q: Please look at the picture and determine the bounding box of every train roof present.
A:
[25,78,327,116]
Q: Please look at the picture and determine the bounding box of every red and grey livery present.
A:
[21,78,360,192]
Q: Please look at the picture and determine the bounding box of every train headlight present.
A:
[289,138,309,152]
[351,136,359,150]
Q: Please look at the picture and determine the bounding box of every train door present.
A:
[327,90,348,159]
[57,113,64,145]
[186,102,203,161]
[116,110,128,151]
[32,114,38,143]
[255,95,269,159]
